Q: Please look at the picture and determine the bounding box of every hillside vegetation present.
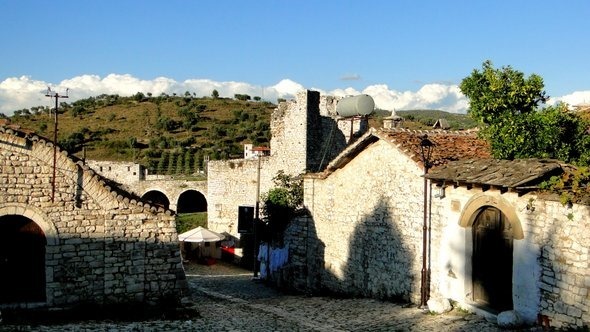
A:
[8,94,477,175]
[9,93,274,175]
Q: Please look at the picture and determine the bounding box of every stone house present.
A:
[282,126,590,329]
[0,121,186,309]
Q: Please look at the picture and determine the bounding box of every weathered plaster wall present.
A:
[432,188,590,328]
[0,129,186,308]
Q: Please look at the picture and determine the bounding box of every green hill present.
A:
[372,108,477,130]
[8,93,275,175]
[8,96,477,175]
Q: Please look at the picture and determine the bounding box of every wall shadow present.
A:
[284,197,416,303]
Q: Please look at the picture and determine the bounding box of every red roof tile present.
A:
[376,128,491,168]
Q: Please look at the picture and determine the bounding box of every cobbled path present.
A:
[1,262,542,331]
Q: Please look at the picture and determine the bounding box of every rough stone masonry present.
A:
[0,122,187,309]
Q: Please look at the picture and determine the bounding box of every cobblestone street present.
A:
[1,262,539,331]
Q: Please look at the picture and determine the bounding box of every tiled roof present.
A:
[310,127,491,178]
[375,128,491,168]
[425,159,563,189]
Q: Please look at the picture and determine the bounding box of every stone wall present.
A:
[0,128,186,308]
[284,139,425,303]
[86,160,145,186]
[279,128,590,329]
[207,90,368,235]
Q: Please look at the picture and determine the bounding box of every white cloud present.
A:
[549,90,590,107]
[0,73,585,116]
[357,83,469,114]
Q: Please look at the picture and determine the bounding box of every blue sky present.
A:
[1,0,589,114]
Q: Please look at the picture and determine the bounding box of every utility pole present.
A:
[45,87,69,203]
[253,154,261,278]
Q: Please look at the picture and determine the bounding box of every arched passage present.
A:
[0,215,47,303]
[177,190,208,213]
[142,190,170,210]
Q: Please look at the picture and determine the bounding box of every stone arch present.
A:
[142,190,170,210]
[0,204,55,304]
[0,204,58,245]
[458,193,524,240]
[177,190,208,213]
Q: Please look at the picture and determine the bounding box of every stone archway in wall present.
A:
[0,214,50,304]
[458,194,523,313]
[142,190,170,210]
[176,190,208,214]
[0,205,57,305]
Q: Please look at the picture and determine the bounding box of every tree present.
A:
[461,60,548,126]
[460,61,590,162]
[183,150,193,174]
[211,89,219,99]
[261,171,303,243]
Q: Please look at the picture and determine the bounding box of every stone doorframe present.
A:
[458,193,523,240]
[456,193,523,311]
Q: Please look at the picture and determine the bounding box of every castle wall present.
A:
[0,130,186,308]
[86,160,144,186]
[207,90,368,235]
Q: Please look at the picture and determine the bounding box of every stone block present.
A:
[497,310,523,328]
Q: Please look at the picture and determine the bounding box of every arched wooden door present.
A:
[0,215,47,303]
[472,206,513,312]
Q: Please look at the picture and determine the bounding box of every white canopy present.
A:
[178,226,225,243]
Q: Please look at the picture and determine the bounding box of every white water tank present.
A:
[336,94,375,117]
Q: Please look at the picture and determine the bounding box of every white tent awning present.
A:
[178,226,225,243]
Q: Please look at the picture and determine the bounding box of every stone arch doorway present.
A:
[177,190,207,213]
[142,190,170,210]
[0,215,47,303]
[471,206,513,312]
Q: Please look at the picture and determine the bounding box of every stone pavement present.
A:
[1,261,542,331]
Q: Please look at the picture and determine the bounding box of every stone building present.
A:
[0,121,186,309]
[207,90,368,236]
[281,126,590,329]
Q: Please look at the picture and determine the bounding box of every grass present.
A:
[176,212,208,234]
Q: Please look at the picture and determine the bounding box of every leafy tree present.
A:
[234,94,251,101]
[211,89,219,99]
[175,151,184,174]
[460,61,590,162]
[461,60,548,125]
[261,171,303,242]
[167,153,177,175]
[157,151,169,174]
[193,151,203,173]
[59,131,86,153]
[184,150,193,174]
